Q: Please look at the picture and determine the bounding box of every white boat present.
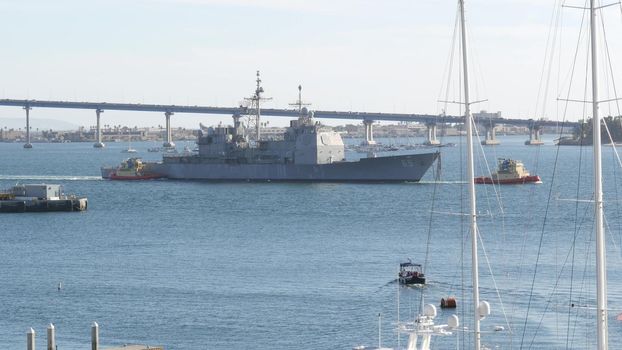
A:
[121,129,137,153]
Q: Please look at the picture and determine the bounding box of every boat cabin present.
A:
[399,262,426,285]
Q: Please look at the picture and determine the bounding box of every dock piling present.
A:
[91,322,99,350]
[27,327,35,350]
[47,324,55,350]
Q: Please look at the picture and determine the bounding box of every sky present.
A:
[0,0,621,129]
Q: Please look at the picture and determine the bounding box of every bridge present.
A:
[0,98,579,148]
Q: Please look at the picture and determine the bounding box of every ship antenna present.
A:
[243,70,272,142]
[298,85,302,113]
[289,84,312,122]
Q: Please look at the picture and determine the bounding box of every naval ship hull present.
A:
[150,152,439,182]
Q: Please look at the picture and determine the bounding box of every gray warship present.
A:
[102,74,439,182]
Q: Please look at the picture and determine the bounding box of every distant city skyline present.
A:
[0,0,620,128]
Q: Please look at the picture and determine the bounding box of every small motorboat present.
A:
[102,158,164,180]
[399,261,426,285]
[475,158,541,184]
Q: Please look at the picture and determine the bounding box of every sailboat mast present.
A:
[590,0,608,348]
[255,70,262,141]
[459,1,482,349]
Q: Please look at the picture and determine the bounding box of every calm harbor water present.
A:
[0,135,621,349]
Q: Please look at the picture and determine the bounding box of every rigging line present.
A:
[526,195,593,349]
[556,3,565,129]
[508,152,546,343]
[438,6,461,116]
[476,227,512,333]
[573,217,594,349]
[602,122,622,257]
[541,2,564,119]
[598,14,614,120]
[567,12,593,345]
[604,215,620,252]
[465,19,488,111]
[458,57,467,348]
[600,12,622,116]
[566,138,588,349]
[602,122,622,169]
[558,2,590,106]
[614,148,622,255]
[518,31,586,346]
[472,123,505,217]
[535,0,564,118]
[446,234,465,296]
[421,156,441,311]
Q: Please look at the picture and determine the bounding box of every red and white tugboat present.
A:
[475,158,541,185]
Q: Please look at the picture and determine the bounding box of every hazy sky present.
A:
[0,0,620,128]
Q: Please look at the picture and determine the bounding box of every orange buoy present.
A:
[440,297,457,309]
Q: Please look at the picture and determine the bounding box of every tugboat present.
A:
[0,184,87,213]
[399,261,426,285]
[101,158,164,180]
[474,158,542,184]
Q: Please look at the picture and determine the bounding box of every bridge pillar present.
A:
[23,106,33,148]
[362,119,376,145]
[480,122,500,145]
[93,109,105,148]
[423,121,440,145]
[163,111,175,148]
[525,123,544,145]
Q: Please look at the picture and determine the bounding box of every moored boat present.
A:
[121,147,137,153]
[474,158,541,184]
[102,158,164,180]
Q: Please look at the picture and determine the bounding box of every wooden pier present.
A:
[26,322,163,350]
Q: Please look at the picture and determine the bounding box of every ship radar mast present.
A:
[289,85,312,124]
[243,70,272,141]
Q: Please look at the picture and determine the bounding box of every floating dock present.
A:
[0,184,87,213]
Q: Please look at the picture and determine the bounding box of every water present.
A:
[0,136,621,349]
